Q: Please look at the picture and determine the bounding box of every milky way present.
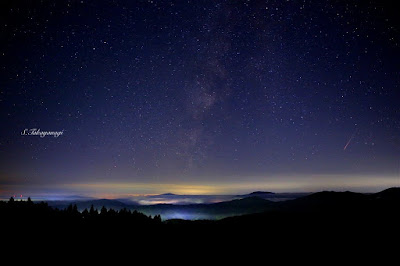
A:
[0,0,399,197]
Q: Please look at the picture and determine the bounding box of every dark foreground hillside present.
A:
[2,188,399,254]
[1,197,162,229]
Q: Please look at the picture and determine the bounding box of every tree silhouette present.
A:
[67,204,74,213]
[82,208,89,218]
[89,204,97,217]
[100,206,108,216]
[108,208,117,216]
[154,214,162,223]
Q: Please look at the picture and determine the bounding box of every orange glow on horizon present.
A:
[58,174,400,197]
[1,174,398,199]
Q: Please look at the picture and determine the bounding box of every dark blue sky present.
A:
[1,0,399,197]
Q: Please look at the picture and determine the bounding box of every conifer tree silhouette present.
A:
[82,208,89,218]
[154,214,162,223]
[89,204,97,217]
[100,206,108,216]
[73,204,78,213]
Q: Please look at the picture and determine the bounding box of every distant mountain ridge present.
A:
[45,187,400,221]
[221,187,400,224]
[250,191,274,194]
[47,194,274,220]
[247,191,274,196]
[237,191,274,197]
[372,187,400,200]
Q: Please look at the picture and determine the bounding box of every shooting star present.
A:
[343,131,357,151]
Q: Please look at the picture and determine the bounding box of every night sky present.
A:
[1,0,399,198]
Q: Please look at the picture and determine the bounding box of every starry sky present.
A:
[1,0,399,198]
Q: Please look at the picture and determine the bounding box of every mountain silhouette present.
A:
[212,196,272,209]
[278,190,368,212]
[3,188,398,255]
[238,191,274,198]
[220,188,400,227]
[48,194,274,220]
[43,187,400,221]
[3,187,398,255]
[248,191,274,195]
[371,187,400,201]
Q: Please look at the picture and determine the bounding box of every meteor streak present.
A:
[344,132,356,151]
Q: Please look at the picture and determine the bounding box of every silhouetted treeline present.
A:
[1,197,162,229]
[2,189,399,256]
[2,188,399,236]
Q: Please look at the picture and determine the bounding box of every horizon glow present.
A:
[1,174,398,200]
